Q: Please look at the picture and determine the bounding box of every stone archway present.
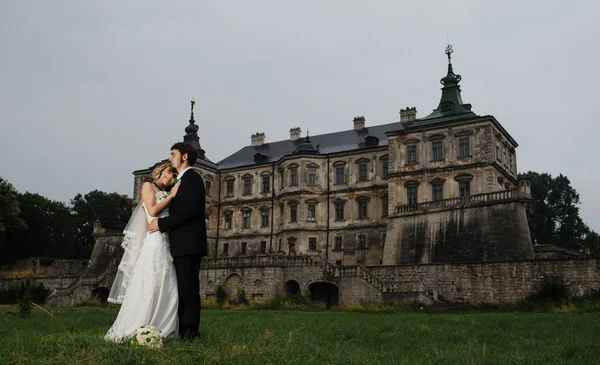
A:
[224,274,244,303]
[283,280,301,297]
[91,287,110,305]
[308,282,339,308]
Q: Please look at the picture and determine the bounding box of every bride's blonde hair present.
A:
[153,163,177,180]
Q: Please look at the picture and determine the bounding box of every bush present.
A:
[38,258,55,266]
[529,276,570,302]
[215,285,227,306]
[237,290,249,305]
[0,281,50,305]
[18,280,33,318]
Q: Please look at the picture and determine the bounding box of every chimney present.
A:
[290,127,302,141]
[251,132,265,146]
[353,116,365,130]
[400,107,417,122]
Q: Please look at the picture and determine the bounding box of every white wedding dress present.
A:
[104,191,179,343]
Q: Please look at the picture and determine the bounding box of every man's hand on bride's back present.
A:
[170,181,182,197]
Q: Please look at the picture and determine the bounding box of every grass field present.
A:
[1,306,599,364]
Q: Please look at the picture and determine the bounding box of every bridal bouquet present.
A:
[130,325,164,349]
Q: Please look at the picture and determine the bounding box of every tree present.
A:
[71,190,132,257]
[0,178,26,234]
[0,178,26,264]
[3,192,79,264]
[519,171,596,253]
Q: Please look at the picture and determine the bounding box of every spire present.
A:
[419,45,477,122]
[183,98,206,160]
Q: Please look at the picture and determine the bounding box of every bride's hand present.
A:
[170,181,182,197]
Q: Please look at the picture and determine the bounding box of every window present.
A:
[243,178,252,195]
[308,169,317,186]
[223,242,229,256]
[458,138,470,157]
[335,202,344,221]
[224,212,232,230]
[261,210,269,227]
[334,236,342,250]
[382,159,389,178]
[459,181,470,198]
[307,203,316,222]
[432,141,443,161]
[335,167,345,184]
[205,180,212,196]
[279,203,284,222]
[407,145,417,164]
[496,143,501,161]
[226,180,234,197]
[241,242,247,255]
[290,167,298,186]
[279,171,284,190]
[288,242,296,253]
[381,195,388,218]
[242,211,250,228]
[358,199,368,219]
[407,186,418,205]
[335,260,342,265]
[358,235,367,249]
[432,184,444,201]
[262,175,270,193]
[309,237,317,251]
[260,240,267,254]
[509,153,514,172]
[503,148,507,165]
[290,204,297,222]
[358,164,368,181]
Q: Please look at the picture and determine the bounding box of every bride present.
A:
[105,163,181,342]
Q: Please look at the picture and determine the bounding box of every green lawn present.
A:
[1,306,599,364]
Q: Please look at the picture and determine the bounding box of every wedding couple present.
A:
[104,142,208,343]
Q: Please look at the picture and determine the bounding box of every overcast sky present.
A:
[1,0,598,231]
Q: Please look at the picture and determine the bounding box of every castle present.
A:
[39,47,599,306]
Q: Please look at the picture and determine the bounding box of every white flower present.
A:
[131,324,164,349]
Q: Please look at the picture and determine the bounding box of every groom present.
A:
[148,142,207,340]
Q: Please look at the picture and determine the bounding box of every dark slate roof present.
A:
[217,121,404,170]
[133,156,218,174]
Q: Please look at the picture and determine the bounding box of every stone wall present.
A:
[370,257,600,304]
[0,259,88,276]
[383,194,534,265]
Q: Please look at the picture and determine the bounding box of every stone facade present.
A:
[29,49,599,307]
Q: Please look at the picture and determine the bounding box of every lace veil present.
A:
[108,200,148,304]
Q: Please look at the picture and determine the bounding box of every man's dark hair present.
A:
[171,142,198,166]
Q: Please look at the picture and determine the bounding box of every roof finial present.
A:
[190,97,196,120]
[445,44,454,70]
[445,43,454,66]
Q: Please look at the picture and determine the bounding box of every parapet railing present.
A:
[201,254,318,269]
[396,190,513,214]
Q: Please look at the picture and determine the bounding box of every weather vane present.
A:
[445,44,454,63]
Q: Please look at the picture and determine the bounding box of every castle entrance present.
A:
[308,282,339,308]
[283,280,301,297]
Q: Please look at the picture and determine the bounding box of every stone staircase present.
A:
[46,267,114,306]
[311,256,389,293]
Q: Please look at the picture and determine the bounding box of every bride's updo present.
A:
[153,163,177,180]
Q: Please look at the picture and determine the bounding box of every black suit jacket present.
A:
[158,169,207,257]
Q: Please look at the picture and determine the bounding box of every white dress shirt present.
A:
[177,167,193,180]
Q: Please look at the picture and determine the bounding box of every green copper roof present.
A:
[408,45,477,129]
